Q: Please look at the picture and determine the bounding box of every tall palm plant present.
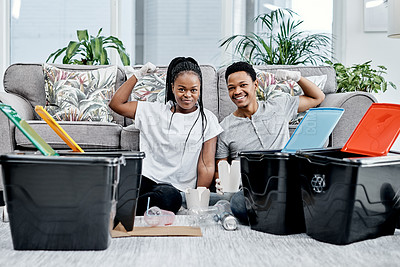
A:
[220,9,332,65]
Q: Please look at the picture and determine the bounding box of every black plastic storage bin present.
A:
[295,148,400,245]
[0,153,124,250]
[58,150,145,231]
[239,150,305,235]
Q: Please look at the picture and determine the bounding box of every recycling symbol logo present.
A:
[311,174,326,193]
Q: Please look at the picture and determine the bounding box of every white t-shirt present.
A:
[135,101,223,191]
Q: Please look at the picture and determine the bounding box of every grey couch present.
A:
[0,63,377,192]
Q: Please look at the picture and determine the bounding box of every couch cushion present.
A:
[3,63,126,125]
[255,68,328,124]
[125,66,167,102]
[217,65,337,121]
[15,121,122,149]
[43,63,118,122]
[254,65,336,94]
[255,69,301,100]
[124,65,218,126]
[255,69,327,100]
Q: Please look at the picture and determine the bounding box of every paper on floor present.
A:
[111,223,202,237]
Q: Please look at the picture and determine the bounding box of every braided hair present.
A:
[165,57,208,154]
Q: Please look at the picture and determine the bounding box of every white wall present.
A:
[340,0,400,104]
[338,0,400,150]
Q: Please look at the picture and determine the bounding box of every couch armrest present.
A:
[0,92,35,120]
[0,91,35,154]
[0,90,36,192]
[120,124,140,151]
[320,92,377,147]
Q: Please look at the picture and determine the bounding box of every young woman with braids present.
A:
[109,57,223,215]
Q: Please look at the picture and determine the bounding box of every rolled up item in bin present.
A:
[0,103,58,156]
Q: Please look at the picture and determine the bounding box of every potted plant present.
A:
[219,8,332,65]
[46,28,130,65]
[327,60,397,93]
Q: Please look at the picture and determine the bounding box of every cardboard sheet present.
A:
[111,223,202,238]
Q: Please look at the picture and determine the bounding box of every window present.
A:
[249,0,332,34]
[240,0,333,63]
[133,0,223,66]
[10,0,111,63]
[6,0,333,67]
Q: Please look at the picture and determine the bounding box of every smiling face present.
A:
[172,71,201,113]
[227,71,258,109]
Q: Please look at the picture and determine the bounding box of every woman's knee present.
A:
[153,184,182,213]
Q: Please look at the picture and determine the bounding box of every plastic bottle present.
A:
[143,197,175,226]
[144,206,175,226]
[188,199,238,230]
[2,205,9,223]
[213,200,238,231]
[187,206,219,226]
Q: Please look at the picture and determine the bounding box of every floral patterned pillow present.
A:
[292,74,327,124]
[255,68,302,101]
[43,64,118,122]
[255,68,327,124]
[125,66,166,103]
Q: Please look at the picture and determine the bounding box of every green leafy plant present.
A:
[46,28,130,66]
[219,8,332,65]
[327,60,397,93]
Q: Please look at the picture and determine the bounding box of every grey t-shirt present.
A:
[216,94,299,160]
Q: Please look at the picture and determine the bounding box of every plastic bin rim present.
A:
[309,107,345,111]
[238,150,291,159]
[0,153,124,166]
[295,148,400,166]
[57,150,145,159]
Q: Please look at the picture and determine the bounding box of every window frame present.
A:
[0,0,10,90]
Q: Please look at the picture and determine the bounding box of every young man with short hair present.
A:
[215,62,325,223]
